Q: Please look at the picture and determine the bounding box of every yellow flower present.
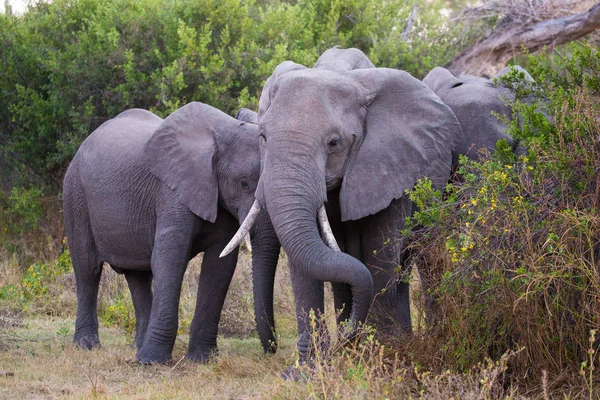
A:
[471,199,478,206]
[461,246,467,252]
[465,222,470,227]
[528,166,534,170]
[505,165,512,169]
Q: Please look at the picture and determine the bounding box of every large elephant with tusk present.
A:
[221,47,461,376]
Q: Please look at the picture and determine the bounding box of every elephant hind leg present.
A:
[124,270,153,350]
[331,282,352,326]
[64,174,103,349]
[69,217,103,349]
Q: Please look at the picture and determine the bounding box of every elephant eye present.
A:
[240,179,250,191]
[327,136,340,151]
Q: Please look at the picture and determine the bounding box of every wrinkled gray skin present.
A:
[422,66,533,166]
[235,108,258,124]
[63,102,279,364]
[252,48,461,374]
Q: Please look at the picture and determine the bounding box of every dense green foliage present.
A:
[0,0,454,190]
[407,46,600,381]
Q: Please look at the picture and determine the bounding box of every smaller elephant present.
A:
[63,102,279,364]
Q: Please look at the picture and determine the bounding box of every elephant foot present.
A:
[73,334,101,350]
[186,347,218,364]
[136,347,173,365]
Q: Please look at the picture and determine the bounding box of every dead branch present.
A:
[403,4,419,41]
[447,1,600,77]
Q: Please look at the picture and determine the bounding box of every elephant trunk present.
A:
[250,210,281,353]
[261,140,373,338]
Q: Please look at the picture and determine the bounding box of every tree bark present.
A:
[447,2,600,77]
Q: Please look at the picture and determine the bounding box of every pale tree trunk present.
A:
[447,2,600,77]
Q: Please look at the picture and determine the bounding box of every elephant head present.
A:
[226,53,461,341]
[313,46,375,72]
[147,102,264,225]
[422,66,533,166]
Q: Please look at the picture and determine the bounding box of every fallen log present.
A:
[447,2,600,77]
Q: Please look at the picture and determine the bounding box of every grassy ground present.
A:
[0,249,299,399]
[0,246,596,399]
[0,315,300,399]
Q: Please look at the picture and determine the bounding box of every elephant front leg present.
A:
[136,224,192,364]
[186,244,238,363]
[361,198,413,334]
[283,265,327,380]
[124,270,153,350]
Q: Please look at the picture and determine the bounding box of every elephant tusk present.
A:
[244,234,253,253]
[220,200,261,258]
[318,205,340,251]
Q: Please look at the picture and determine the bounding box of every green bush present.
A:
[0,187,42,237]
[0,249,72,303]
[99,293,136,336]
[0,0,456,190]
[407,46,600,380]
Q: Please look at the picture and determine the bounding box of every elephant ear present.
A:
[422,67,464,95]
[258,61,308,120]
[314,47,375,72]
[146,102,220,223]
[340,68,461,221]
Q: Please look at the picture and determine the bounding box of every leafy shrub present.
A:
[406,46,600,387]
[0,187,42,237]
[99,293,136,336]
[0,0,456,190]
[0,248,72,309]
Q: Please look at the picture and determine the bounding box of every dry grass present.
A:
[0,316,296,399]
[0,244,549,399]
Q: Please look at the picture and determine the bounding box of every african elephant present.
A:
[222,48,462,372]
[413,65,536,325]
[422,66,535,165]
[63,102,280,364]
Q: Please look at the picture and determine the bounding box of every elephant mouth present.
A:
[220,201,340,257]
